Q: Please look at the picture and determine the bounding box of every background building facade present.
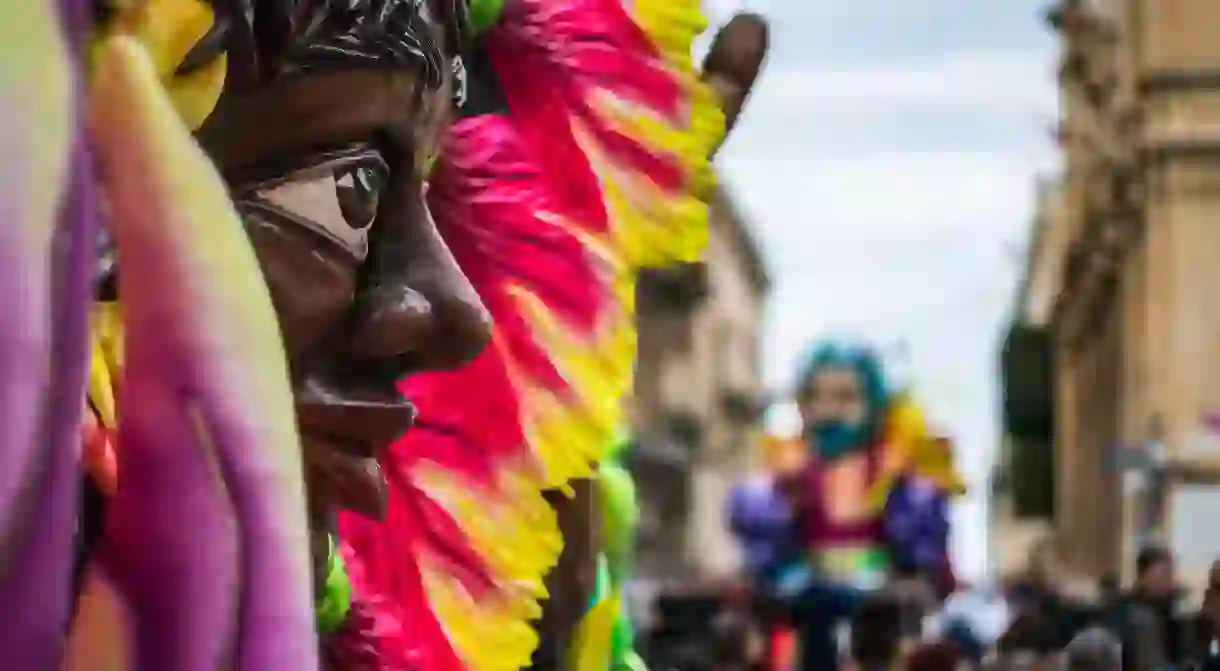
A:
[631,181,770,581]
[1002,0,1220,590]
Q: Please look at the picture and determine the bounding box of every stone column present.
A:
[1055,342,1082,570]
[1137,0,1220,586]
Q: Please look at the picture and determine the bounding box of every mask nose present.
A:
[348,181,491,375]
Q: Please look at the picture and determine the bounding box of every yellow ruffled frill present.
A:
[616,0,725,266]
[547,2,724,668]
[868,393,968,512]
[522,0,726,488]
[416,460,561,671]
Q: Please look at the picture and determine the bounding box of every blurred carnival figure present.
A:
[761,340,965,669]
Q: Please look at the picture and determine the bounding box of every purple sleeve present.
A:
[931,495,950,546]
[883,481,917,545]
[884,479,951,572]
[727,481,785,538]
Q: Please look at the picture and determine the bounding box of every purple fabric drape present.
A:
[0,0,95,659]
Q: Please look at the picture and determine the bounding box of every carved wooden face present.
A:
[193,0,487,590]
[234,148,418,524]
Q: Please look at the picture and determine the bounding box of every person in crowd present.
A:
[1185,560,1220,671]
[991,612,1057,671]
[1007,541,1061,618]
[710,581,766,670]
[942,619,986,670]
[1063,627,1121,671]
[1098,574,1121,613]
[1115,545,1182,669]
[935,581,1011,667]
[889,563,939,642]
[848,594,906,671]
[905,642,962,671]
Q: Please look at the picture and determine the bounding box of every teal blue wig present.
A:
[795,340,891,441]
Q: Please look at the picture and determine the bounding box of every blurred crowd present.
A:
[630,545,1220,670]
[977,545,1220,671]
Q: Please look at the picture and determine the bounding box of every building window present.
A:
[637,263,710,313]
[665,411,704,454]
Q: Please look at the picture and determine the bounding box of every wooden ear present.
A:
[701,12,770,153]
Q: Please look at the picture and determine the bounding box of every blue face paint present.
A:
[809,419,868,460]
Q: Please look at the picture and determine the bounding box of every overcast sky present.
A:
[703,0,1060,579]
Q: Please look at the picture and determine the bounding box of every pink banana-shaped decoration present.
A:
[85,34,316,668]
[0,0,74,568]
[0,0,89,667]
[1,1,317,667]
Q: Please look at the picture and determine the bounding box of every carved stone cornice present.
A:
[1050,245,1084,345]
[1058,50,1088,84]
[1054,267,1120,351]
[1143,136,1220,161]
[1057,94,1130,167]
[1051,213,1126,350]
[1111,102,1143,160]
[1139,143,1220,208]
[1138,68,1220,160]
[1165,458,1220,484]
[1109,168,1146,241]
[1059,52,1118,105]
[1082,163,1111,216]
[1044,0,1117,51]
[1051,0,1120,116]
[1046,0,1117,41]
[1045,0,1134,351]
[1140,68,1220,95]
[1044,0,1071,32]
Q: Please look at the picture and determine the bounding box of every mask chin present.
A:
[808,420,867,460]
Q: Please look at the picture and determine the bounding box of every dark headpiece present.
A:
[214,0,466,95]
